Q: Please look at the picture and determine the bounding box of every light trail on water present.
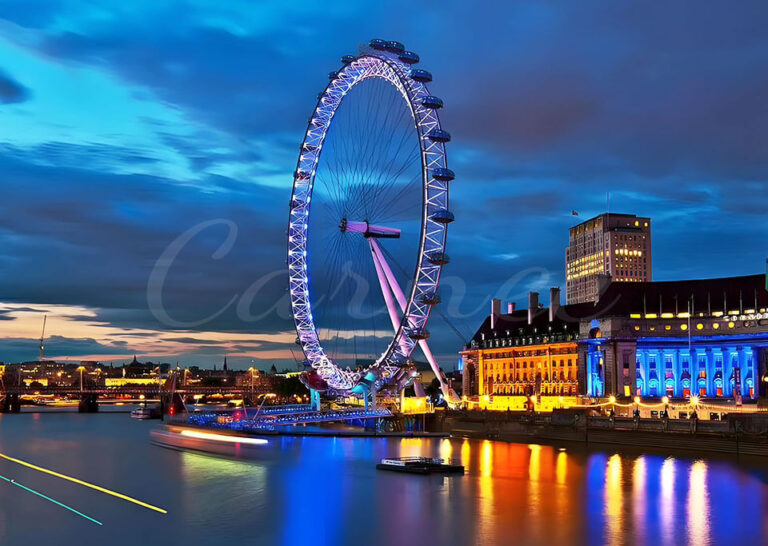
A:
[0,452,167,514]
[0,473,103,525]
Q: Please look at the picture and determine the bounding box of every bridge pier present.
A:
[78,394,99,413]
[0,394,21,413]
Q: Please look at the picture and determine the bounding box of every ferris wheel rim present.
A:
[287,43,450,393]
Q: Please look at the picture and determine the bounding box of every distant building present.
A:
[566,213,652,304]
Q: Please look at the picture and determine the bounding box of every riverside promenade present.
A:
[433,409,768,456]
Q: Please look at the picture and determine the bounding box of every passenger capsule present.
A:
[426,252,450,265]
[369,38,388,50]
[398,51,420,64]
[420,292,442,305]
[409,69,432,83]
[384,41,406,53]
[425,129,451,142]
[430,167,455,181]
[421,96,443,109]
[341,55,356,64]
[430,209,455,223]
[406,328,430,341]
[328,71,338,79]
[295,170,311,180]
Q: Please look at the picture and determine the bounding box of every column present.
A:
[705,348,714,397]
[688,348,695,396]
[478,352,485,396]
[671,349,679,397]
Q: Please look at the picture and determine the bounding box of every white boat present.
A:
[131,407,156,420]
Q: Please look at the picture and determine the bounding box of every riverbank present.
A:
[434,409,768,456]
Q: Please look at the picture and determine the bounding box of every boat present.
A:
[376,457,464,474]
[150,425,271,458]
[131,406,160,420]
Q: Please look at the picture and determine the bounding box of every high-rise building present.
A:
[565,213,652,304]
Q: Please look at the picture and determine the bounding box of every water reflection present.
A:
[477,439,494,539]
[556,450,568,485]
[660,457,676,544]
[0,413,766,545]
[687,461,710,545]
[605,454,624,546]
[632,456,647,543]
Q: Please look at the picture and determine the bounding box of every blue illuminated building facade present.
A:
[580,274,768,401]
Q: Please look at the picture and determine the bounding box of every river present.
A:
[0,409,766,545]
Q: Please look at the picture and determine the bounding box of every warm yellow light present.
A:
[0,452,167,514]
[680,324,688,331]
[690,395,700,406]
[179,429,268,446]
[634,396,641,404]
[609,395,616,404]
[662,396,669,404]
[696,323,704,330]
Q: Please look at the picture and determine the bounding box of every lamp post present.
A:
[76,366,86,393]
[248,366,256,398]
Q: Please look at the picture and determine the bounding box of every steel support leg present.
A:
[369,239,458,403]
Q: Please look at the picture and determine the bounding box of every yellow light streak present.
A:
[179,429,268,446]
[0,452,168,514]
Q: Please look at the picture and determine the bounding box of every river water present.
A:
[0,409,766,545]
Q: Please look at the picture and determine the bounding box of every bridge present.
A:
[0,379,272,414]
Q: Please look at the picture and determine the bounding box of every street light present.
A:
[248,366,256,397]
[76,366,86,393]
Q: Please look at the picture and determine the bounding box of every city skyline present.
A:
[2,2,767,368]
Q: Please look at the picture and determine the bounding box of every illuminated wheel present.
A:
[287,39,453,394]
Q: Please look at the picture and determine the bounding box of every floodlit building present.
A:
[461,274,768,408]
[581,274,768,401]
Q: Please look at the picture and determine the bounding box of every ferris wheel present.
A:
[287,39,457,401]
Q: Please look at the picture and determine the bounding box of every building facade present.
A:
[566,213,652,304]
[581,274,768,402]
[461,274,768,407]
[461,289,585,410]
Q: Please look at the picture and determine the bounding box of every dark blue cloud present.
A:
[0,1,767,369]
[0,71,29,103]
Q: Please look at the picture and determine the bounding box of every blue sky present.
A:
[0,1,766,369]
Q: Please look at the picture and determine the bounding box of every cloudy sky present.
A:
[0,1,766,369]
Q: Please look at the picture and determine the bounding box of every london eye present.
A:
[288,39,456,401]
